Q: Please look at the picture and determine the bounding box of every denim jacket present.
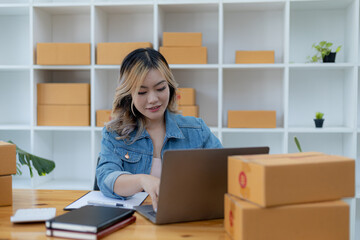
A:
[96,110,223,199]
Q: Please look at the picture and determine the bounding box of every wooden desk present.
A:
[0,189,227,239]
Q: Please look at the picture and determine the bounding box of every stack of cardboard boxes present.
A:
[37,83,90,126]
[225,152,355,240]
[177,88,198,118]
[160,32,207,64]
[37,43,91,65]
[0,141,16,206]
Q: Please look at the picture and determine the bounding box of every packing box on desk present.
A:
[97,42,152,65]
[224,193,349,240]
[228,152,355,207]
[37,83,90,105]
[178,105,198,118]
[0,141,16,176]
[38,105,90,126]
[227,110,276,128]
[96,110,112,127]
[177,88,196,106]
[163,32,202,47]
[159,47,207,64]
[0,175,13,206]
[235,50,274,64]
[37,43,90,65]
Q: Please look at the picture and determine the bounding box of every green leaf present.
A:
[315,112,324,119]
[336,46,342,53]
[8,140,55,178]
[294,137,303,152]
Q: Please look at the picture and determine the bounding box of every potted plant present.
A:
[314,112,324,128]
[7,141,55,178]
[307,41,341,63]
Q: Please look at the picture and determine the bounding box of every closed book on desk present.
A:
[46,205,134,233]
[46,215,136,240]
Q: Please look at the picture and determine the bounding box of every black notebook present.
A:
[46,205,135,233]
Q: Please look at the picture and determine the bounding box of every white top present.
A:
[150,157,162,179]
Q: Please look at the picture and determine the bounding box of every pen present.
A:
[87,200,133,209]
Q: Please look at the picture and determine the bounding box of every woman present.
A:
[96,48,222,211]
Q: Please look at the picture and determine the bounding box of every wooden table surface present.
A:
[0,189,227,240]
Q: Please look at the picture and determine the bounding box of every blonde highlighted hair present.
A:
[106,48,178,141]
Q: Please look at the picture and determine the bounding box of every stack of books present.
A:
[46,205,136,240]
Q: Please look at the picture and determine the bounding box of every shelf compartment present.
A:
[223,2,285,64]
[222,132,284,154]
[288,132,354,157]
[158,3,219,64]
[0,70,30,125]
[0,130,32,183]
[172,68,218,126]
[33,6,91,65]
[0,7,30,65]
[32,130,92,190]
[223,68,285,128]
[94,69,119,115]
[288,68,356,128]
[289,0,357,63]
[94,4,154,52]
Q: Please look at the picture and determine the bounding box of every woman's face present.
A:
[132,69,170,124]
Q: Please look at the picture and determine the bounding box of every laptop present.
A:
[135,146,269,224]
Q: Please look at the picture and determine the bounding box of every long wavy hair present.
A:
[106,48,178,141]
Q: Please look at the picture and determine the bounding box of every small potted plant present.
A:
[308,41,341,63]
[314,112,324,128]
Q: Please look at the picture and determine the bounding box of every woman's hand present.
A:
[140,174,160,211]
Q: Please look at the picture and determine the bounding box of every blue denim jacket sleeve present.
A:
[96,128,131,200]
[197,118,223,149]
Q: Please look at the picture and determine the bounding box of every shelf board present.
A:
[0,65,30,70]
[288,127,354,133]
[33,65,91,70]
[223,1,286,11]
[158,2,218,12]
[32,3,91,12]
[223,64,285,69]
[0,125,31,130]
[34,126,92,131]
[94,3,153,13]
[222,128,284,133]
[289,63,354,70]
[169,64,219,69]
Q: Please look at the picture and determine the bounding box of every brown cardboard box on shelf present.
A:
[37,83,90,105]
[178,106,199,118]
[0,175,13,206]
[159,47,207,64]
[177,88,196,106]
[97,42,152,65]
[224,193,349,240]
[0,141,16,176]
[37,105,90,126]
[96,110,112,127]
[227,110,276,128]
[37,43,91,65]
[163,32,202,47]
[228,152,355,207]
[235,50,275,64]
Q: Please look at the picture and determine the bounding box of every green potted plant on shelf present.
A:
[8,141,55,178]
[314,112,324,128]
[307,41,341,63]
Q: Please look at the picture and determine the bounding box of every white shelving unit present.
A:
[0,0,359,239]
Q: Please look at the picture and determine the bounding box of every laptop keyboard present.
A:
[147,210,157,218]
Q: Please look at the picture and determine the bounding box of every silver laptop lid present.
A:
[154,147,269,224]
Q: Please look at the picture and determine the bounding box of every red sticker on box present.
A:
[239,171,247,188]
[229,210,234,227]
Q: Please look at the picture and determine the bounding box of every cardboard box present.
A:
[97,42,152,65]
[0,141,16,176]
[0,175,12,206]
[37,43,91,65]
[178,105,199,117]
[159,47,207,64]
[235,51,275,64]
[96,110,112,127]
[37,83,90,105]
[177,88,196,106]
[227,110,276,128]
[163,32,202,47]
[228,152,355,207]
[224,194,349,240]
[37,105,90,126]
